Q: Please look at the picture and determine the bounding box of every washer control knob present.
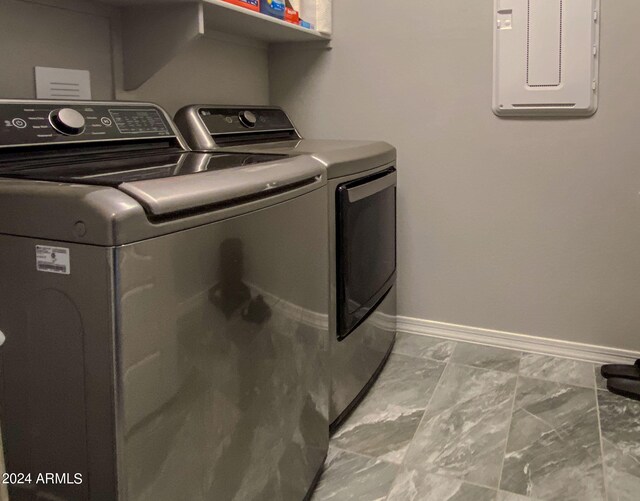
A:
[238,110,257,128]
[49,108,86,135]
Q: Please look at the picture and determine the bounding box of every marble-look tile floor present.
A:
[311,333,640,501]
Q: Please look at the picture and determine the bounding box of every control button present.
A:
[74,221,87,237]
[100,117,113,126]
[49,108,86,135]
[238,110,257,128]
[12,118,27,129]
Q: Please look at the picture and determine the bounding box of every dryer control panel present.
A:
[199,107,295,135]
[174,105,301,151]
[0,100,176,148]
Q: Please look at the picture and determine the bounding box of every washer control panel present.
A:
[0,101,175,147]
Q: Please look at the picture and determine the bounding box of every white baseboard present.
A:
[396,316,640,365]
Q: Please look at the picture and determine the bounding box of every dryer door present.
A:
[336,167,397,340]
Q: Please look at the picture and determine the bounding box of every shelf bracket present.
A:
[122,3,204,91]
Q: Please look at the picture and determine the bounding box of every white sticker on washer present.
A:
[35,245,70,275]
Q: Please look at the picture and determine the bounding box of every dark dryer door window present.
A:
[336,167,397,340]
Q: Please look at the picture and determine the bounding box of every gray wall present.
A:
[0,0,269,111]
[270,1,640,352]
[0,0,115,100]
[116,34,269,116]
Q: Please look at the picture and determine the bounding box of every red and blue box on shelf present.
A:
[260,0,286,20]
[223,0,304,27]
[223,0,260,12]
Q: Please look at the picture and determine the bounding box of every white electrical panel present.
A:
[493,0,600,117]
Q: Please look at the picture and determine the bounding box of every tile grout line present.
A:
[518,406,565,442]
[401,333,605,373]
[393,351,454,366]
[513,371,594,390]
[382,346,457,501]
[397,329,624,366]
[315,445,399,501]
[429,344,594,387]
[496,355,522,495]
[329,444,394,463]
[402,332,620,367]
[400,338,594,393]
[402,353,454,454]
[451,360,520,376]
[418,473,503,495]
[518,353,597,389]
[389,472,503,499]
[392,336,456,365]
[594,377,610,501]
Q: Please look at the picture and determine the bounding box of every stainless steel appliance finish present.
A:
[327,164,397,428]
[0,100,329,500]
[174,105,397,428]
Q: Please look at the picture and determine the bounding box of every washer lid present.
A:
[0,153,326,245]
[1,151,322,217]
[2,151,284,185]
[116,153,323,217]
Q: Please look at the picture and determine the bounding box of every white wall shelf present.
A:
[202,0,330,43]
[105,0,331,90]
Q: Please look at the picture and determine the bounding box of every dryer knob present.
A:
[238,110,257,128]
[50,108,86,135]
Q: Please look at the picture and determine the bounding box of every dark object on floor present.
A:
[607,377,640,401]
[601,359,640,381]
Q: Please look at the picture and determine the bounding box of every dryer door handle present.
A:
[347,170,397,203]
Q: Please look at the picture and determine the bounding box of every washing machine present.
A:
[175,106,397,429]
[0,100,329,500]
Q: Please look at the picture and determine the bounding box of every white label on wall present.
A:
[36,245,71,275]
[493,0,600,117]
[35,67,91,100]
